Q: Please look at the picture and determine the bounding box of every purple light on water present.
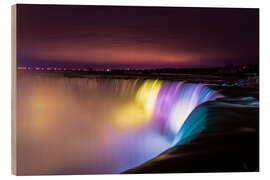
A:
[168,83,223,137]
[151,82,183,137]
[148,82,223,143]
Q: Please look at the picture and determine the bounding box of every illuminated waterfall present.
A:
[133,81,223,143]
[135,80,163,116]
[167,83,223,137]
[18,73,224,174]
[111,79,223,145]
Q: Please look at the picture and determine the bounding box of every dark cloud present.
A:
[17,4,259,68]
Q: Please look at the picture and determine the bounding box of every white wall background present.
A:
[0,0,269,179]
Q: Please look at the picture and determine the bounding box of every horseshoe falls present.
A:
[17,73,223,175]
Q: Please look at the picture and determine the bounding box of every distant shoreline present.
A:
[17,69,259,87]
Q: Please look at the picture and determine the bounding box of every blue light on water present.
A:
[171,106,208,146]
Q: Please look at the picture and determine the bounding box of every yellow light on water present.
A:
[113,102,150,129]
[135,80,163,116]
[112,80,163,130]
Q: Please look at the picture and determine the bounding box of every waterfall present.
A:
[133,80,223,144]
[84,78,223,145]
[17,72,224,174]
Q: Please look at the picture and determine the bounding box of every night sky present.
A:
[17,4,259,69]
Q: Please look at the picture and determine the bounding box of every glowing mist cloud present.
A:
[112,102,151,129]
